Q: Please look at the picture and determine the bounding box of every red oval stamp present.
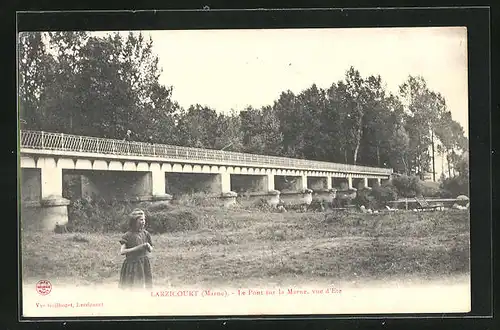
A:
[36,280,52,295]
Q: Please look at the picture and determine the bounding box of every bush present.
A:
[353,188,378,209]
[174,192,220,208]
[67,198,135,233]
[440,176,469,198]
[62,175,82,200]
[371,182,398,206]
[67,197,205,234]
[418,181,442,198]
[334,190,355,208]
[391,175,422,198]
[147,209,201,233]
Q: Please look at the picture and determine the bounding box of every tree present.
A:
[214,110,244,152]
[434,110,468,178]
[323,82,349,163]
[273,90,306,158]
[259,106,284,156]
[399,76,445,179]
[240,106,264,153]
[42,31,90,133]
[175,105,220,148]
[357,74,390,166]
[144,84,180,144]
[240,105,283,155]
[18,32,55,129]
[343,67,367,164]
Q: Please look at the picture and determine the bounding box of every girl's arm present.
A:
[146,231,154,252]
[120,243,147,255]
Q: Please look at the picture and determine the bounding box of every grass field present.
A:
[21,207,470,289]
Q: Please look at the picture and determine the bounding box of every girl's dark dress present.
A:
[119,229,153,289]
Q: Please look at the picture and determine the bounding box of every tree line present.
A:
[18,31,468,180]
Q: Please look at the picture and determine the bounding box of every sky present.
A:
[92,27,468,135]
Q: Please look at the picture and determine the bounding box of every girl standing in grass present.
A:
[118,208,154,289]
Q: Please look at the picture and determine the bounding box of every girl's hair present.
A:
[128,208,145,230]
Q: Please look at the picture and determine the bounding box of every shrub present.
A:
[146,209,201,233]
[174,192,220,208]
[353,188,378,209]
[391,175,422,198]
[418,181,442,198]
[62,174,82,200]
[334,191,355,208]
[67,198,134,233]
[251,198,275,211]
[67,195,229,233]
[371,182,398,206]
[440,176,469,198]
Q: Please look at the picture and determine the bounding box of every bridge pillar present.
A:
[267,173,275,192]
[326,175,332,190]
[363,177,369,189]
[38,157,70,231]
[220,172,232,193]
[220,172,237,207]
[150,164,171,202]
[377,178,382,186]
[347,175,353,189]
[300,174,308,191]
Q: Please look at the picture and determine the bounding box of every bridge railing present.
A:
[20,130,393,175]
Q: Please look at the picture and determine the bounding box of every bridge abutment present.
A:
[20,158,70,231]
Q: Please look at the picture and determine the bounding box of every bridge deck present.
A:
[19,130,392,175]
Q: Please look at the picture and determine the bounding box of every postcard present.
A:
[18,23,471,318]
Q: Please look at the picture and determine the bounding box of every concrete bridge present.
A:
[19,130,393,230]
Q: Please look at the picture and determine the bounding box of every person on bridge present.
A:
[123,130,132,141]
[118,208,154,290]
